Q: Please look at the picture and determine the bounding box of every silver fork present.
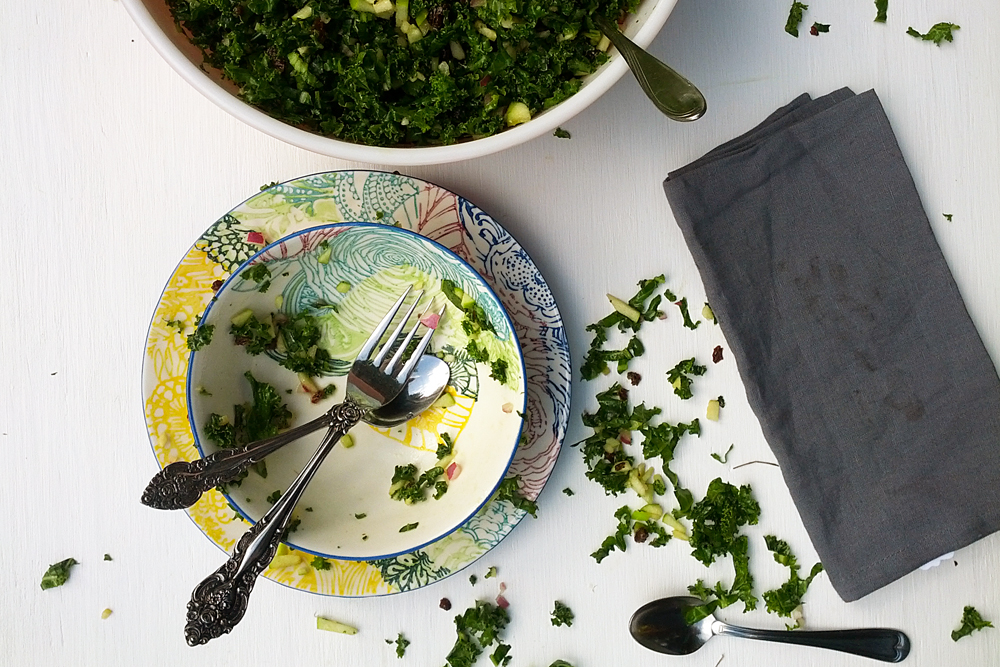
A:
[142,286,439,510]
[183,287,443,646]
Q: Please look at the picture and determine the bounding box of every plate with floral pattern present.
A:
[142,170,571,596]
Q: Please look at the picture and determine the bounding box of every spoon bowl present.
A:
[368,355,451,426]
[630,596,910,663]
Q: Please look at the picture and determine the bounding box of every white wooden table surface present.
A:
[3,0,999,665]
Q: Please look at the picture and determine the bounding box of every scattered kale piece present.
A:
[485,566,498,579]
[944,213,954,221]
[495,476,538,517]
[711,444,734,464]
[260,181,279,191]
[907,23,959,46]
[761,535,824,628]
[549,662,575,667]
[355,513,367,519]
[717,396,725,408]
[673,297,700,329]
[810,22,829,35]
[562,487,575,496]
[186,323,215,351]
[266,489,282,504]
[581,275,666,380]
[444,601,511,667]
[399,522,419,533]
[312,556,332,570]
[203,372,292,482]
[785,1,809,37]
[390,464,446,504]
[490,359,509,384]
[103,554,112,561]
[40,558,78,590]
[274,311,333,376]
[952,606,993,641]
[591,505,632,563]
[242,263,272,292]
[390,632,410,658]
[688,478,761,566]
[553,127,572,139]
[466,340,491,363]
[874,0,888,22]
[470,574,478,586]
[437,432,454,459]
[667,358,707,400]
[551,601,574,627]
[580,384,645,495]
[230,313,276,355]
[164,318,186,333]
[683,479,761,613]
[284,517,301,534]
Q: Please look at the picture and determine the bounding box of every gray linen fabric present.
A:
[663,88,1000,602]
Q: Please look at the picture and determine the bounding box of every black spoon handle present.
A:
[717,624,910,663]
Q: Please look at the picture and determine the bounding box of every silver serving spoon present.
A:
[630,596,910,662]
[595,16,706,122]
[140,355,450,510]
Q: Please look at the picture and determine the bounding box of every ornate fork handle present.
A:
[141,413,332,510]
[184,400,365,646]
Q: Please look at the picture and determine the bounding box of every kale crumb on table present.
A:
[166,0,641,147]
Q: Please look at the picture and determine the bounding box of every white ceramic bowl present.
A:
[188,223,526,560]
[123,0,677,165]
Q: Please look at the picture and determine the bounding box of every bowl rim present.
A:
[186,220,528,561]
[121,0,677,165]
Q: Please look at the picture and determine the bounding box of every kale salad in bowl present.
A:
[123,0,677,163]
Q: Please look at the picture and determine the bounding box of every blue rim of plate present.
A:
[141,170,572,596]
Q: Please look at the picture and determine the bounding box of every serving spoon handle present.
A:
[594,15,706,122]
[183,401,364,646]
[715,621,911,662]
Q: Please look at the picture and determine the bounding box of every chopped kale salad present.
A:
[166,0,640,146]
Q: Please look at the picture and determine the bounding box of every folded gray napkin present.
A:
[664,88,1000,602]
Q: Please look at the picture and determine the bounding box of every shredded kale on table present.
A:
[761,535,823,628]
[874,0,887,23]
[906,23,960,46]
[166,0,639,147]
[580,275,665,380]
[550,601,574,627]
[666,357,706,399]
[40,558,78,590]
[444,601,511,667]
[952,606,993,641]
[785,2,808,37]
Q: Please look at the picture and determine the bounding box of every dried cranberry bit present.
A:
[617,386,629,401]
[634,525,649,543]
[712,345,724,364]
[439,598,452,610]
[810,24,819,35]
[479,75,491,87]
[626,371,642,386]
[211,279,224,292]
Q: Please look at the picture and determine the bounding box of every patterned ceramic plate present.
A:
[142,170,571,596]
